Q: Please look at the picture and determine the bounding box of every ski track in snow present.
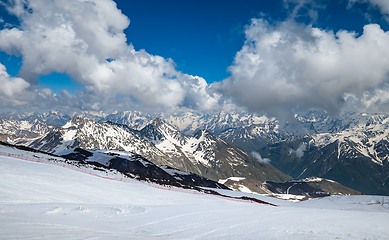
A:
[0,152,388,239]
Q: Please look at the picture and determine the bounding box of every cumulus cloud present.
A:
[0,0,221,112]
[289,143,307,158]
[251,151,271,164]
[3,0,389,117]
[213,18,389,117]
[0,63,31,106]
[0,0,129,83]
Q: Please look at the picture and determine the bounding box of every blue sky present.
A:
[100,0,387,84]
[1,0,389,115]
[116,0,285,84]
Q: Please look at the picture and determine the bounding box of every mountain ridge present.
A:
[25,116,292,185]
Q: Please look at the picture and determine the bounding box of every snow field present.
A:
[0,151,257,204]
[0,154,389,239]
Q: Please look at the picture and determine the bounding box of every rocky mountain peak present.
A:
[142,117,188,145]
[62,117,93,129]
[151,117,167,128]
[193,129,217,142]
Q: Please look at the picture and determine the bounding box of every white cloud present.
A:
[0,0,221,112]
[0,63,32,106]
[251,151,271,164]
[341,85,389,113]
[3,0,389,116]
[289,143,307,158]
[0,0,129,83]
[214,18,389,117]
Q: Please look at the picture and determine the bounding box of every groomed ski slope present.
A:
[0,155,388,239]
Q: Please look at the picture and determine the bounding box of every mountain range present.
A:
[2,109,389,195]
[24,117,291,186]
[0,137,359,201]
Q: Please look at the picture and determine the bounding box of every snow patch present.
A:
[62,121,76,129]
[218,177,246,184]
[62,129,77,141]
[237,185,255,194]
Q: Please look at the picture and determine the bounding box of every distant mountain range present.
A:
[0,117,54,142]
[1,109,389,195]
[1,111,72,126]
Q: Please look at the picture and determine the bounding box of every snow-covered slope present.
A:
[0,144,388,239]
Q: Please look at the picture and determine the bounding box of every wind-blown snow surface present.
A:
[0,156,388,239]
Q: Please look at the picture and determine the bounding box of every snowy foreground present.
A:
[0,155,388,239]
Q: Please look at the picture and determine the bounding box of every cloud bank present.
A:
[214,18,389,117]
[0,0,222,112]
[1,0,389,117]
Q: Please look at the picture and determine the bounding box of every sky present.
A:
[1,0,389,118]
